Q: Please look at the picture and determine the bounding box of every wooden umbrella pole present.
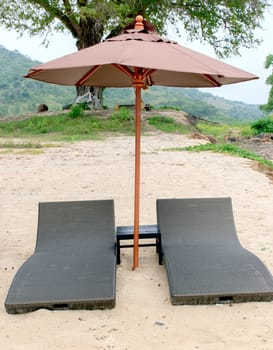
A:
[133,84,142,270]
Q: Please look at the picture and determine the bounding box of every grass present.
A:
[195,116,273,143]
[0,141,42,148]
[0,141,63,154]
[0,110,192,141]
[0,110,136,141]
[196,122,253,142]
[148,116,194,134]
[147,116,254,142]
[1,110,272,172]
[165,143,273,170]
[0,109,258,142]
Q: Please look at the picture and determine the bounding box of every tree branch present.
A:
[77,0,88,6]
[63,0,73,14]
[29,0,80,38]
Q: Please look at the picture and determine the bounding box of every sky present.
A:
[0,11,272,105]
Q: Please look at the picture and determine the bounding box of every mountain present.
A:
[0,45,74,117]
[103,87,264,123]
[0,45,264,122]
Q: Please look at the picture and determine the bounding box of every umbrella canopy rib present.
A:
[24,69,44,79]
[113,64,134,77]
[202,74,222,87]
[112,65,156,88]
[76,65,101,86]
[143,69,156,86]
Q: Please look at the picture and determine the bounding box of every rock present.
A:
[37,104,48,113]
[144,103,152,111]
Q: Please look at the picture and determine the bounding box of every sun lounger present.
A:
[5,200,116,314]
[157,197,273,305]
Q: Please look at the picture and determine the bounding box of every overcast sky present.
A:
[0,11,272,105]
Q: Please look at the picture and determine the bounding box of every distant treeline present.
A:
[0,45,74,117]
[0,45,264,123]
[103,87,264,123]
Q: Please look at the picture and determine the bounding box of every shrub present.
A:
[111,107,133,122]
[159,105,180,111]
[68,104,85,118]
[251,117,273,134]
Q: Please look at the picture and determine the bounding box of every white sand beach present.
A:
[0,133,273,349]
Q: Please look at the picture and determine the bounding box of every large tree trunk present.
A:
[75,17,104,108]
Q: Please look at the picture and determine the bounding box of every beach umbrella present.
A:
[24,15,258,269]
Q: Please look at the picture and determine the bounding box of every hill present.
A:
[103,87,263,123]
[0,45,74,117]
[0,45,264,122]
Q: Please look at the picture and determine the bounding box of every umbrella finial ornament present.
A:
[134,15,144,30]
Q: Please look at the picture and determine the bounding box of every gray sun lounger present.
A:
[5,200,116,314]
[157,197,273,305]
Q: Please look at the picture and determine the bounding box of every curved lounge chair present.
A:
[157,197,273,304]
[5,200,116,314]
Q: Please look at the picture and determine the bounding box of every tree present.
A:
[0,1,269,56]
[0,0,270,101]
[260,54,273,113]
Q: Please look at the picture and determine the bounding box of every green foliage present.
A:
[0,112,136,140]
[265,54,273,69]
[166,143,273,170]
[68,104,85,118]
[196,122,232,141]
[260,54,273,113]
[104,87,263,123]
[0,46,264,122]
[0,0,269,57]
[158,105,180,111]
[0,46,74,117]
[196,122,253,142]
[0,141,42,148]
[239,124,255,138]
[0,115,68,135]
[109,108,135,134]
[111,107,133,122]
[251,116,273,134]
[148,116,192,134]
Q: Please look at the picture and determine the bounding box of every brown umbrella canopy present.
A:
[26,20,257,88]
[24,15,258,269]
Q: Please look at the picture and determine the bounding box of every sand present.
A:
[0,133,273,350]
